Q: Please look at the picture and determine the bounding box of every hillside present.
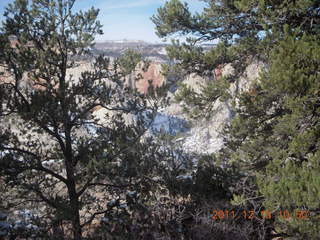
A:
[1,0,319,238]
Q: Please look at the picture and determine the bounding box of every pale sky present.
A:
[0,0,206,43]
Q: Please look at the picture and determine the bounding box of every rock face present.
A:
[160,60,264,155]
[182,73,209,93]
[150,112,189,136]
[135,62,166,94]
[1,51,262,155]
[66,61,166,96]
[181,100,231,154]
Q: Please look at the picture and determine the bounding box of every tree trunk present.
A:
[67,178,82,240]
[64,126,82,240]
[71,200,82,240]
[65,159,82,240]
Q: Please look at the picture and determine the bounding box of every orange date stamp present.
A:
[210,209,310,221]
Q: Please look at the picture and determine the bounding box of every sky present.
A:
[0,0,207,43]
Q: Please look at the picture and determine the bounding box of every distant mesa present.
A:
[1,38,217,96]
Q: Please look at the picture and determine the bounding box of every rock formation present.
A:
[159,60,265,155]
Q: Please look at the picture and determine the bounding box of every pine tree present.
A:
[221,29,320,238]
[0,1,165,239]
[152,0,320,118]
[153,0,320,238]
[254,31,320,238]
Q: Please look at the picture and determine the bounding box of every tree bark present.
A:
[70,196,82,240]
[65,133,82,240]
[66,169,82,240]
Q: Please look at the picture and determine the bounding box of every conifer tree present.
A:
[154,0,320,238]
[0,1,165,239]
[152,0,320,117]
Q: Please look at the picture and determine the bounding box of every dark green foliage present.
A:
[153,0,320,43]
[254,32,320,238]
[117,49,143,76]
[191,155,235,201]
[0,1,167,240]
[152,0,320,117]
[154,0,320,239]
[218,29,320,238]
[175,77,231,119]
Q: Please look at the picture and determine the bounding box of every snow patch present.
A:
[150,113,189,136]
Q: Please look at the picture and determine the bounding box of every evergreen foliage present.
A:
[0,1,168,239]
[152,0,320,116]
[153,0,320,238]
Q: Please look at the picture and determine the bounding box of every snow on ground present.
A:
[157,100,231,155]
[150,112,189,135]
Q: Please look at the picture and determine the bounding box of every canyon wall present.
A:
[1,55,264,156]
[156,60,265,155]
